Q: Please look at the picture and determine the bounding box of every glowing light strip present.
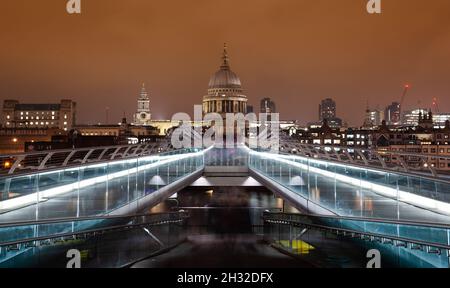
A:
[250,151,450,216]
[0,148,210,211]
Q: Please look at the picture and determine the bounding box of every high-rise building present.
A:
[1,99,76,131]
[319,98,336,121]
[133,83,152,125]
[202,44,248,118]
[260,98,276,114]
[433,113,450,127]
[385,102,401,125]
[363,108,384,128]
[316,98,342,128]
[402,108,429,126]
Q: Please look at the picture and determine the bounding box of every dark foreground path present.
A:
[131,234,314,268]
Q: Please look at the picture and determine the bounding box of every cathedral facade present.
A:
[202,44,248,118]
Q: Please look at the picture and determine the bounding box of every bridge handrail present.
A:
[0,212,190,247]
[263,211,450,230]
[0,142,175,177]
[0,211,189,228]
[263,212,450,251]
[278,140,450,179]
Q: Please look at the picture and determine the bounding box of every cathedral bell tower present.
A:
[133,83,152,125]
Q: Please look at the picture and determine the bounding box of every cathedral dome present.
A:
[208,44,242,89]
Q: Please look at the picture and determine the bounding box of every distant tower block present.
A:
[133,83,152,125]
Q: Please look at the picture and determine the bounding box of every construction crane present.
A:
[432,97,440,113]
[399,84,410,116]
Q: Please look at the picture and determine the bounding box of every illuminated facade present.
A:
[1,99,76,131]
[202,44,248,118]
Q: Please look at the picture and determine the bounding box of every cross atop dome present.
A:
[221,43,230,69]
[208,44,241,89]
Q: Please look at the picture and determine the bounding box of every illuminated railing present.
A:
[249,149,450,221]
[280,140,450,179]
[0,142,175,177]
[0,147,206,223]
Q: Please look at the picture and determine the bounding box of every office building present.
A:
[1,99,76,131]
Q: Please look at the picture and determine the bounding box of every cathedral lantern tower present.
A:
[202,44,248,119]
[133,83,152,125]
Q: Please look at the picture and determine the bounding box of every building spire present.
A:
[140,82,149,99]
[221,43,230,69]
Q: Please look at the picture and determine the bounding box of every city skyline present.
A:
[1,0,450,125]
[2,0,450,271]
